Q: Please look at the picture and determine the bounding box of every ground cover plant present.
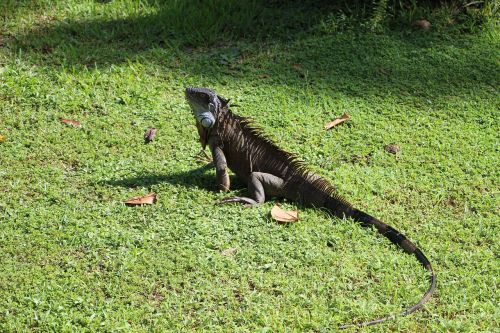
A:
[0,0,498,332]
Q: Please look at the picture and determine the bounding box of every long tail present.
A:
[338,208,436,329]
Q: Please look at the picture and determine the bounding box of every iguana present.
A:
[185,87,436,328]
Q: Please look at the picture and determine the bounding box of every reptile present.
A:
[184,87,436,328]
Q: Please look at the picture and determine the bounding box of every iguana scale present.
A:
[185,87,436,328]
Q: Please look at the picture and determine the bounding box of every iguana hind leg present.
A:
[219,172,285,206]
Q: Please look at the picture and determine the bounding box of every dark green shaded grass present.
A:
[1,1,499,332]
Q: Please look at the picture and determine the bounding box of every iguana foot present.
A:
[195,149,214,167]
[218,196,259,206]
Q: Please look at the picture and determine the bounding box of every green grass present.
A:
[0,1,499,332]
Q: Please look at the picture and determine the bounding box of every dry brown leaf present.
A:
[150,284,164,302]
[60,118,81,127]
[376,67,389,75]
[144,128,157,143]
[257,74,269,79]
[411,19,431,31]
[270,204,299,224]
[384,144,401,154]
[124,192,157,206]
[324,113,350,130]
[40,44,53,54]
[292,63,302,70]
[350,152,373,164]
[221,248,238,256]
[0,135,5,143]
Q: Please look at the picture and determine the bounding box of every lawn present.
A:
[0,1,498,332]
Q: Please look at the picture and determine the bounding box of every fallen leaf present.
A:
[292,64,302,70]
[124,192,157,206]
[411,19,431,31]
[144,128,157,143]
[350,152,373,164]
[444,197,458,208]
[257,74,269,79]
[40,44,53,54]
[60,118,81,127]
[116,97,126,105]
[376,67,389,75]
[221,248,238,256]
[261,263,273,271]
[270,204,299,224]
[150,284,164,302]
[248,280,256,290]
[384,144,400,154]
[326,240,336,248]
[324,113,350,130]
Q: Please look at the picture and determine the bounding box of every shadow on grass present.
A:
[6,0,499,100]
[10,0,340,64]
[102,163,244,192]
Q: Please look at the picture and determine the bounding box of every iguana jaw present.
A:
[185,87,220,128]
[185,87,219,149]
[185,87,231,149]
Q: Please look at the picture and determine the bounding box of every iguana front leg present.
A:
[209,142,230,192]
[219,172,285,206]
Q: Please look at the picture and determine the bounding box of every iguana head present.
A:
[185,87,229,148]
[185,87,231,127]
